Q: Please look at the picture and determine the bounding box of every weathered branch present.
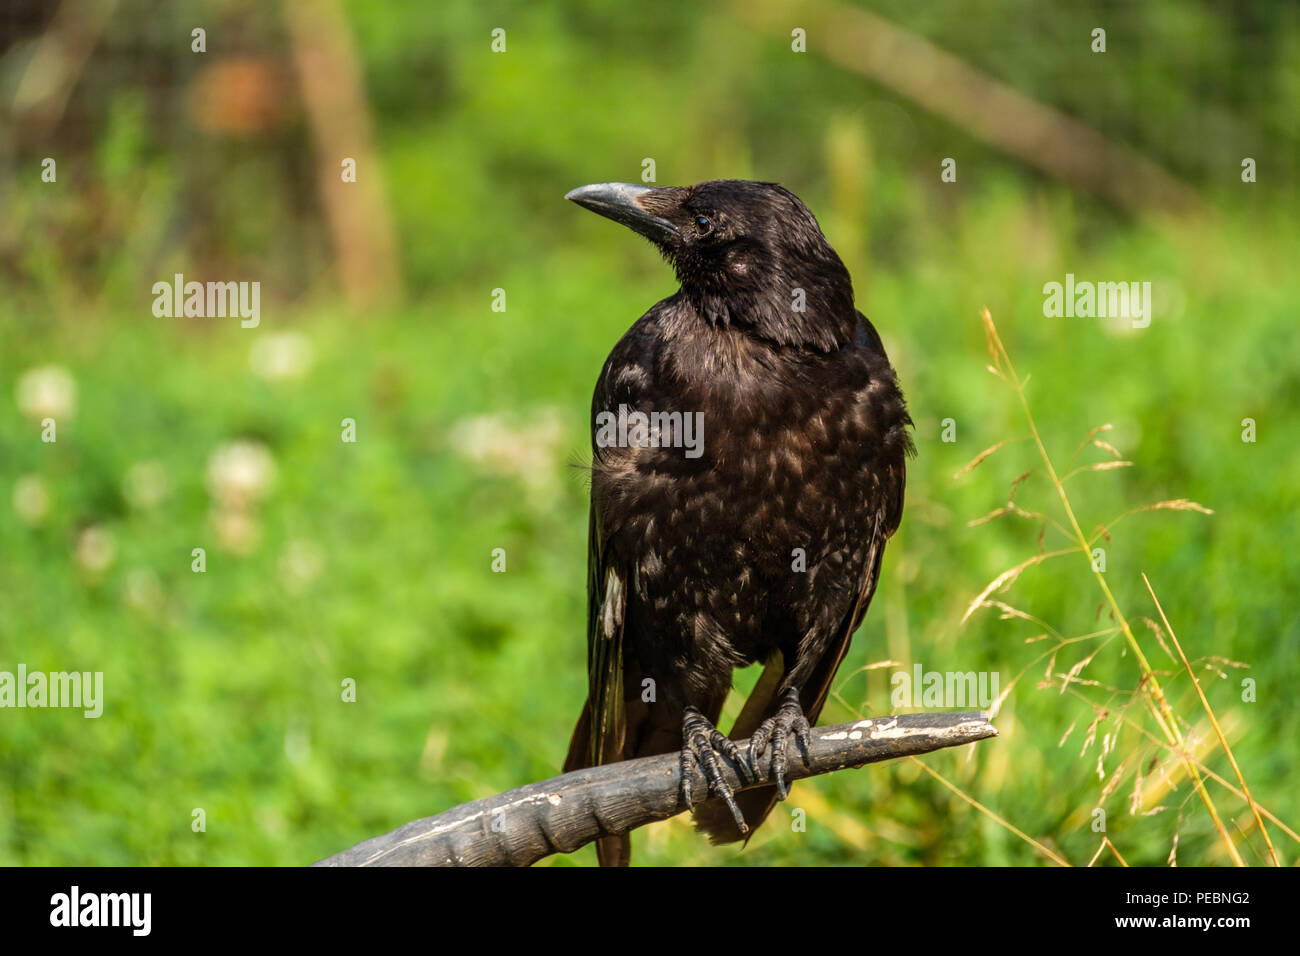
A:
[313,711,996,867]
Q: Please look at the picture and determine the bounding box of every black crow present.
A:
[562,179,912,865]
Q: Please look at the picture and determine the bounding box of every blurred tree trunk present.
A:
[283,0,402,308]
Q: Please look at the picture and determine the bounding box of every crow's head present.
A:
[566,179,856,351]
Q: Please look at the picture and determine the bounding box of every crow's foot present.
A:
[680,706,749,835]
[747,688,812,800]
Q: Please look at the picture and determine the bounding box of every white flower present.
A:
[250,332,314,382]
[16,365,77,421]
[12,474,51,525]
[207,440,276,510]
[75,525,116,574]
[211,508,261,555]
[449,408,566,497]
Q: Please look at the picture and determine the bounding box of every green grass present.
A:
[1,0,1297,866]
[2,188,1296,865]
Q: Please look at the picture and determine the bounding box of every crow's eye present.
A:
[693,215,712,236]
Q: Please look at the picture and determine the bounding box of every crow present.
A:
[562,179,912,866]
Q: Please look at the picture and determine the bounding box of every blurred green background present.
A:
[1,0,1297,866]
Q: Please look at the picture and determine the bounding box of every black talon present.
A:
[680,706,749,835]
[747,688,812,800]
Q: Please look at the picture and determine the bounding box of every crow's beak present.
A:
[565,183,678,245]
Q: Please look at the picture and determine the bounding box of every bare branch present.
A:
[313,712,997,867]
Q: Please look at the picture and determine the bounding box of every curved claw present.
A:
[680,706,749,835]
[747,687,812,801]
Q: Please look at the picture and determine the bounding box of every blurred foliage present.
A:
[0,0,1297,865]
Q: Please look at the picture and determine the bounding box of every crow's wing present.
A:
[563,312,664,866]
[564,503,626,771]
[562,501,632,867]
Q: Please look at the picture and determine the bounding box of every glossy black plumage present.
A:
[562,180,912,865]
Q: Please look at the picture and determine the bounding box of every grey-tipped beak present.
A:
[565,182,678,245]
